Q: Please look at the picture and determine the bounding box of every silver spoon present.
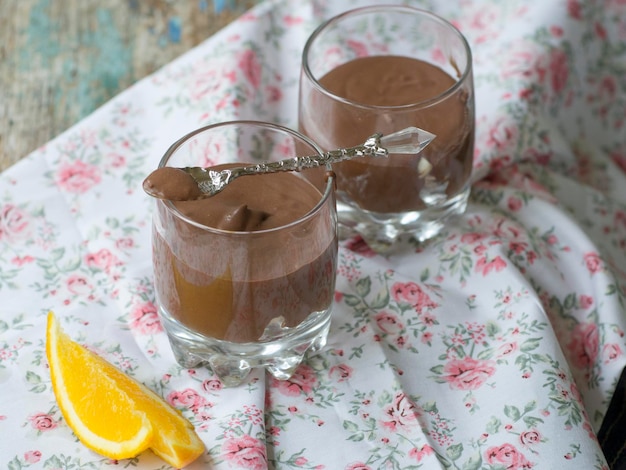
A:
[143,126,435,200]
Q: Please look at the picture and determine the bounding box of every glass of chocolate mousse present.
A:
[299,6,474,249]
[150,121,338,386]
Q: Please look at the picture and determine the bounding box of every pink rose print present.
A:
[238,49,261,89]
[374,311,404,334]
[486,116,519,151]
[546,234,558,246]
[66,274,92,296]
[265,85,282,103]
[485,443,533,469]
[28,412,57,431]
[329,363,353,382]
[381,392,420,432]
[167,388,211,413]
[616,210,626,230]
[107,152,126,168]
[391,282,437,312]
[520,429,542,446]
[548,48,569,94]
[497,38,548,88]
[283,15,303,26]
[432,45,453,65]
[507,196,523,211]
[611,151,626,173]
[11,255,35,266]
[408,444,434,462]
[202,379,223,392]
[24,450,42,464]
[129,301,163,335]
[276,139,296,158]
[273,364,317,396]
[598,75,618,101]
[222,434,267,469]
[567,0,583,20]
[196,134,229,168]
[461,232,487,244]
[345,464,372,470]
[550,25,564,38]
[474,245,488,256]
[475,255,507,276]
[595,21,608,40]
[189,68,220,101]
[55,160,101,193]
[84,248,122,272]
[0,346,14,361]
[497,342,518,358]
[115,237,134,250]
[602,343,622,364]
[345,235,377,257]
[579,295,593,309]
[346,39,368,57]
[443,357,497,390]
[583,252,604,274]
[0,204,31,242]
[567,322,599,369]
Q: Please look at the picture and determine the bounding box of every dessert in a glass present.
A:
[146,121,338,386]
[299,5,475,249]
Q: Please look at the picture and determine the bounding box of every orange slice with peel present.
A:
[46,311,205,467]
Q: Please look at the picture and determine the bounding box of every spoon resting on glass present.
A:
[143,126,436,201]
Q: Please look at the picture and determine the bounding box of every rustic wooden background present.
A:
[0,0,258,172]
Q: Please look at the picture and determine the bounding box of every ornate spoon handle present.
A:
[145,126,435,200]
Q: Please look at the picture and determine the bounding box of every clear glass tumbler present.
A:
[299,5,474,249]
[151,121,338,386]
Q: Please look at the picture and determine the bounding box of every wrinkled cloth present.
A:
[1,0,626,468]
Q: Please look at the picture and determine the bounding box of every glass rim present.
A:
[157,120,335,236]
[301,5,473,111]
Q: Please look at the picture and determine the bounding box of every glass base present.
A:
[158,306,332,387]
[337,185,470,252]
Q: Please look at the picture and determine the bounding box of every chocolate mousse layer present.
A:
[152,167,336,343]
[301,55,474,213]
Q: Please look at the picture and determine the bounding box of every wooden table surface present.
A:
[0,0,258,172]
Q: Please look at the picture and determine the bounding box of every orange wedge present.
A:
[46,312,205,467]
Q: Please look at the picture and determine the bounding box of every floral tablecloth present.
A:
[2,0,626,468]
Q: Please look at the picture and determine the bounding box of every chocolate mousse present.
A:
[300,55,474,213]
[151,166,337,343]
[143,167,205,201]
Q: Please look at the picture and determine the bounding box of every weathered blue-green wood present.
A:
[0,0,257,171]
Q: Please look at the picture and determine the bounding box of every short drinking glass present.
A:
[151,121,338,386]
[299,5,474,249]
